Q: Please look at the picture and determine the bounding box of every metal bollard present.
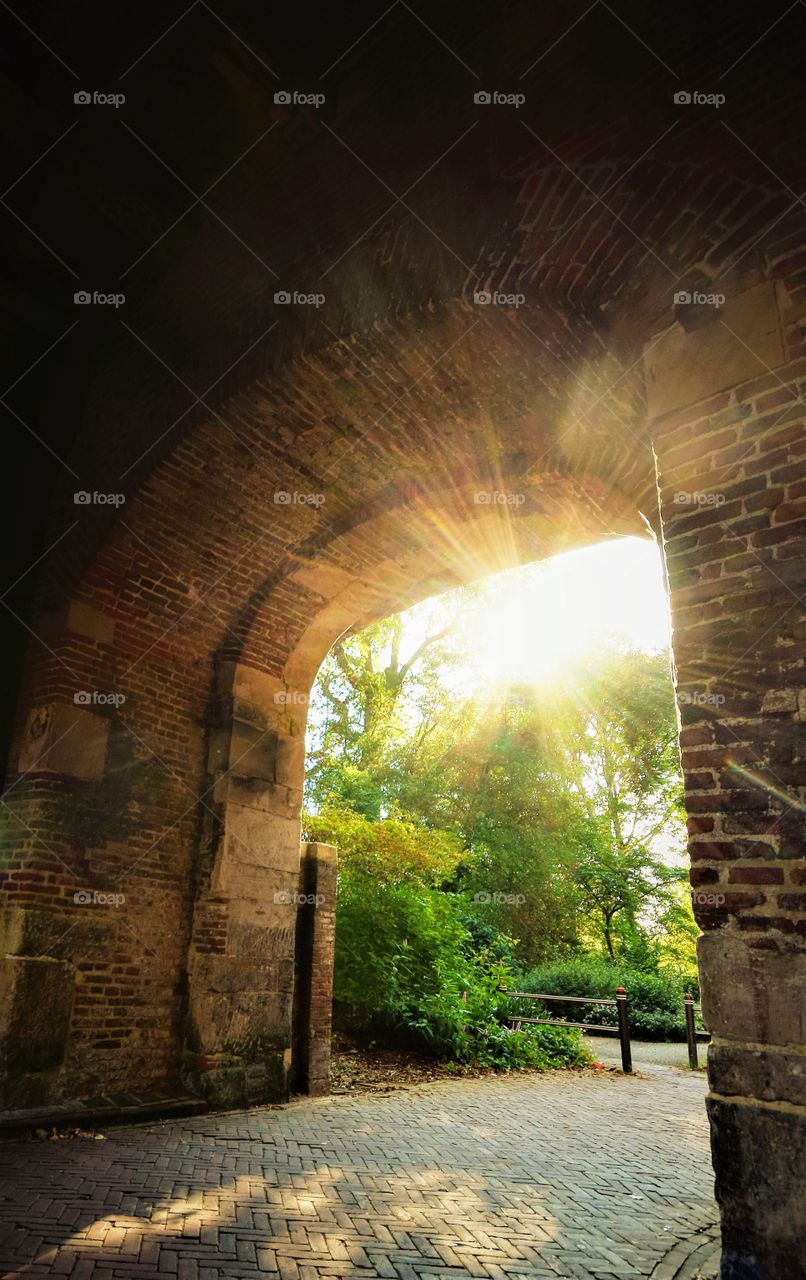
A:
[684,992,698,1069]
[615,987,632,1073]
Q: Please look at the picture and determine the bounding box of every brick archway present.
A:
[4,260,806,1269]
[2,2,806,1268]
[187,472,649,1100]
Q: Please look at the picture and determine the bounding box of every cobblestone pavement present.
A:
[0,1066,718,1279]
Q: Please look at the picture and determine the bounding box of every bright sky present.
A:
[403,536,671,689]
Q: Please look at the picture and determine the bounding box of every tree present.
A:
[306,599,691,979]
[305,603,466,818]
[549,650,688,957]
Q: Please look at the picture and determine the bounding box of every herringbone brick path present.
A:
[0,1066,717,1279]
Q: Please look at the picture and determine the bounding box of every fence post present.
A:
[684,992,698,1069]
[615,987,632,1073]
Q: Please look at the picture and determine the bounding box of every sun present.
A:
[468,537,671,686]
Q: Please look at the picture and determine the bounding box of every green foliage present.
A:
[518,955,700,1041]
[395,951,589,1070]
[304,805,587,1070]
[305,583,696,1063]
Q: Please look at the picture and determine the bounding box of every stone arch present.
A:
[1,67,806,1278]
[185,472,651,1101]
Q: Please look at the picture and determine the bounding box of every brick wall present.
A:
[2,6,806,1267]
[650,260,806,1278]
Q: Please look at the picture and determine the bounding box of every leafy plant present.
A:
[304,593,696,1062]
[518,955,699,1041]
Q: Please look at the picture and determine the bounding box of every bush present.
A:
[312,806,590,1072]
[401,958,591,1070]
[517,955,699,1041]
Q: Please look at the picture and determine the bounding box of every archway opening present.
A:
[302,534,699,1083]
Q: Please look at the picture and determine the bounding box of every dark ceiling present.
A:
[1,0,802,769]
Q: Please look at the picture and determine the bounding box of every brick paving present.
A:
[0,1066,718,1279]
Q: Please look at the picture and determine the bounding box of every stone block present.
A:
[226,909,296,960]
[184,1048,290,1107]
[227,720,279,781]
[221,803,300,868]
[708,1095,806,1280]
[275,733,305,786]
[211,773,303,817]
[211,808,300,896]
[698,931,806,1046]
[187,953,294,1058]
[645,281,784,418]
[231,663,287,724]
[37,599,116,645]
[0,956,74,1077]
[18,703,110,780]
[709,1041,806,1109]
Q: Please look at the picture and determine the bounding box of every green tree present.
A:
[549,650,687,958]
[306,598,692,1014]
[306,605,463,818]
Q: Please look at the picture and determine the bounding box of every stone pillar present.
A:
[0,599,127,1109]
[182,661,306,1108]
[292,841,337,1096]
[648,271,806,1279]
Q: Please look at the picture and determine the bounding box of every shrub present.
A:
[311,805,590,1072]
[517,955,699,1041]
[401,957,590,1070]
